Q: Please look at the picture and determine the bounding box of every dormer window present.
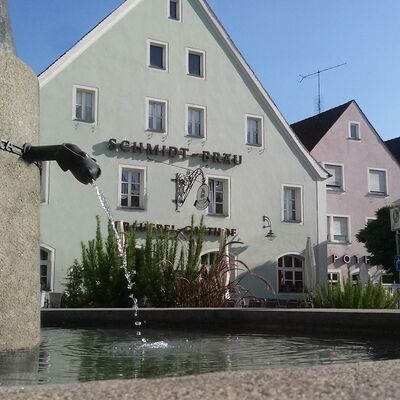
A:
[148,40,168,71]
[146,98,168,133]
[186,48,205,78]
[169,0,180,20]
[349,122,360,140]
[73,85,98,124]
[186,104,206,138]
[245,115,263,146]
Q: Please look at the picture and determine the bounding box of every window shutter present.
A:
[370,170,386,193]
[333,217,348,242]
[326,165,342,188]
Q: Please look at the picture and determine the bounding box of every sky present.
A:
[7,0,400,140]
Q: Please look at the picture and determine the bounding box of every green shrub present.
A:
[64,216,135,308]
[314,280,399,309]
[64,216,272,308]
[135,224,179,307]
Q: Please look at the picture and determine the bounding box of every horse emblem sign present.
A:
[194,184,210,211]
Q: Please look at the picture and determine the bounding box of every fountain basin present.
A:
[2,308,400,387]
[42,307,400,335]
[1,358,400,400]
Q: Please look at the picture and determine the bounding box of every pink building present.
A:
[292,100,400,285]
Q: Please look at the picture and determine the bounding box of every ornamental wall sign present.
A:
[195,184,210,211]
[174,168,210,211]
[107,139,242,165]
[117,220,237,237]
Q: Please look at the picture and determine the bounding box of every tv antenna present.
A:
[299,62,346,114]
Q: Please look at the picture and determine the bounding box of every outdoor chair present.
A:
[40,291,49,308]
[48,292,63,308]
[248,298,264,308]
[286,299,300,308]
[278,299,288,308]
[224,299,236,307]
[265,298,279,308]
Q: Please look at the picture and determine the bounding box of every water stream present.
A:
[91,181,139,321]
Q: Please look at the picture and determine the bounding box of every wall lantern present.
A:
[263,216,276,241]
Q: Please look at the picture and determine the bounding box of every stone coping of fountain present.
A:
[42,307,400,335]
[1,359,399,399]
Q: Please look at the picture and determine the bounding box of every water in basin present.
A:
[1,327,399,386]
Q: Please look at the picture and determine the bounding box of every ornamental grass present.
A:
[313,280,399,309]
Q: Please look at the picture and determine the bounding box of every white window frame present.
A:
[277,253,304,293]
[324,162,344,192]
[368,168,388,196]
[366,216,377,225]
[245,114,264,147]
[40,244,55,292]
[328,270,340,286]
[201,249,237,285]
[186,47,206,79]
[185,104,207,138]
[382,273,395,284]
[146,97,168,134]
[118,165,147,210]
[147,39,169,71]
[348,121,360,140]
[40,161,50,204]
[327,214,351,244]
[207,175,231,218]
[351,272,360,284]
[281,184,303,223]
[72,85,98,124]
[168,0,181,21]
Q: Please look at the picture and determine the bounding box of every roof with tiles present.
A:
[290,101,353,151]
[385,137,400,164]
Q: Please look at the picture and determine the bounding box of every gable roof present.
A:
[385,137,400,164]
[292,100,400,169]
[290,101,353,151]
[38,0,328,180]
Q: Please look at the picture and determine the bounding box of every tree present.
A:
[356,206,397,279]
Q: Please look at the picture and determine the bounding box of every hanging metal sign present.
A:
[174,168,209,211]
[194,184,210,211]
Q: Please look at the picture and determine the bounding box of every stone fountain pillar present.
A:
[0,0,40,350]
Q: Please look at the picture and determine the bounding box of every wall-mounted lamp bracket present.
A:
[262,215,276,241]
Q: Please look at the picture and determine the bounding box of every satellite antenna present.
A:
[299,62,346,114]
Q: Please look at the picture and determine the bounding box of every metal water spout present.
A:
[22,143,101,184]
[0,0,16,54]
